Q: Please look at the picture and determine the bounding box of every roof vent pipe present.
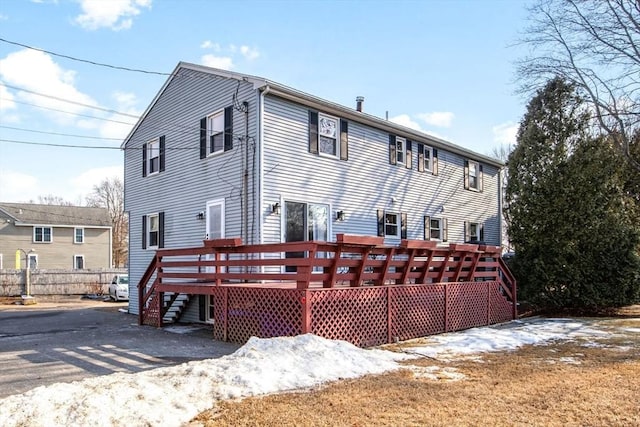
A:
[356,96,364,112]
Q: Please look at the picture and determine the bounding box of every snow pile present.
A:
[0,334,407,427]
[0,317,634,427]
[402,318,609,360]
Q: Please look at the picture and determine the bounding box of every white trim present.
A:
[146,212,160,250]
[318,113,339,159]
[74,227,84,244]
[147,137,160,175]
[205,199,225,240]
[33,226,52,243]
[0,253,3,270]
[15,223,111,229]
[468,160,480,191]
[422,144,433,172]
[73,254,85,270]
[27,253,38,270]
[206,109,225,157]
[395,136,406,166]
[429,217,443,241]
[384,211,401,238]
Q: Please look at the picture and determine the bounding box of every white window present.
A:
[207,110,225,156]
[28,254,38,270]
[467,221,481,242]
[74,255,85,269]
[430,218,442,240]
[147,138,160,174]
[0,253,3,269]
[421,145,433,172]
[148,213,159,248]
[318,114,338,157]
[74,228,84,244]
[385,212,401,238]
[34,226,52,243]
[396,137,405,165]
[468,160,480,191]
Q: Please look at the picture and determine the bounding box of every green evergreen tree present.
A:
[505,78,640,310]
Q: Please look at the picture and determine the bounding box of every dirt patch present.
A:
[192,317,640,426]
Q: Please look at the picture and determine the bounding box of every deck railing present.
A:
[138,235,517,328]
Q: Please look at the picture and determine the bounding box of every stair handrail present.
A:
[137,253,159,326]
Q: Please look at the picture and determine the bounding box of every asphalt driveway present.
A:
[0,300,240,399]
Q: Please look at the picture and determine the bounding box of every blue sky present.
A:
[0,0,530,203]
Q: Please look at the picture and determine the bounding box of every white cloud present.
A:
[74,0,152,31]
[0,170,39,202]
[201,54,234,70]
[0,83,16,110]
[389,114,424,132]
[240,45,260,61]
[70,166,124,198]
[492,121,518,145]
[0,49,98,124]
[417,111,454,128]
[0,13,8,20]
[200,40,220,51]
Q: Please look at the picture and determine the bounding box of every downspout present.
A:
[258,85,271,245]
[498,167,503,252]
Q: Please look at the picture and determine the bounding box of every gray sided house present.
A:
[0,203,112,270]
[123,63,503,319]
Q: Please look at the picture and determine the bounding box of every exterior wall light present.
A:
[197,211,205,220]
[336,210,345,221]
[272,202,280,215]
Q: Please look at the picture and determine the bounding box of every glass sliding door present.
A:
[284,201,329,272]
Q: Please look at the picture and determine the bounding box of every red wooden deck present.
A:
[138,235,517,346]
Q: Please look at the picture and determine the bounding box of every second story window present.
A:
[74,228,84,244]
[396,137,405,165]
[34,226,52,243]
[464,160,483,192]
[142,136,165,177]
[389,135,412,168]
[200,107,233,159]
[318,114,338,157]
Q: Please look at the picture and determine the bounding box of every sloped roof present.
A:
[122,62,503,167]
[0,203,111,227]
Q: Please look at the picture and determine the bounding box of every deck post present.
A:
[387,286,392,344]
[301,290,311,334]
[444,283,449,332]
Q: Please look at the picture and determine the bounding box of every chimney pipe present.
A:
[356,96,364,112]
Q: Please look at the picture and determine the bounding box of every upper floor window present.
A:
[318,114,339,157]
[34,226,52,243]
[388,135,412,168]
[465,160,483,191]
[142,136,165,177]
[74,228,84,244]
[308,111,348,160]
[200,107,233,159]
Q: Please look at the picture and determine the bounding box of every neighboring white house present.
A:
[122,62,503,321]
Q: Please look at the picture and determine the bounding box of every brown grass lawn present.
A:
[191,316,640,427]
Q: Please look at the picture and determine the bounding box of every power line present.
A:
[0,138,122,149]
[0,82,140,118]
[5,99,136,125]
[0,125,123,141]
[0,37,171,77]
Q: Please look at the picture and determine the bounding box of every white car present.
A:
[109,274,129,301]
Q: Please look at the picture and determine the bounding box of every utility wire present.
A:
[0,125,124,141]
[0,138,122,149]
[0,82,140,118]
[6,99,136,125]
[0,37,171,77]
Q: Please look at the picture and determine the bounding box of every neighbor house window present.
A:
[142,212,164,249]
[28,254,38,269]
[74,255,84,269]
[74,228,84,244]
[465,221,484,242]
[0,253,3,269]
[318,114,339,157]
[34,226,52,243]
[464,160,483,191]
[207,110,225,155]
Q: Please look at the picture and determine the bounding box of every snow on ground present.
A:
[0,317,637,427]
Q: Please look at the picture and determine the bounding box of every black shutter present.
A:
[199,117,207,159]
[308,111,319,154]
[418,143,425,172]
[464,221,468,242]
[464,160,470,189]
[479,164,484,192]
[199,296,206,322]
[340,119,348,160]
[433,149,439,175]
[443,218,448,242]
[224,106,233,152]
[480,224,485,242]
[377,209,384,236]
[158,211,165,249]
[389,134,396,165]
[159,135,166,172]
[401,213,408,239]
[424,215,430,240]
[142,215,147,249]
[406,139,412,169]
[142,143,147,177]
